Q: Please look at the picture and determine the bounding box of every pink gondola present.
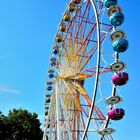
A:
[108,108,125,120]
[112,72,128,86]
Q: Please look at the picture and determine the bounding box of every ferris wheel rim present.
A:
[81,0,101,139]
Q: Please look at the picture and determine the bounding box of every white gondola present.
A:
[98,128,116,135]
[106,96,123,105]
[107,5,122,17]
[110,30,126,42]
[110,61,126,72]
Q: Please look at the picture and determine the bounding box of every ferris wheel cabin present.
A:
[113,39,128,53]
[112,72,129,86]
[104,0,118,8]
[108,108,125,120]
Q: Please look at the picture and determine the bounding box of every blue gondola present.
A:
[48,74,54,78]
[53,48,59,55]
[104,0,118,8]
[46,94,51,98]
[45,111,48,116]
[50,58,57,66]
[47,86,52,91]
[46,98,51,103]
[110,12,124,26]
[47,124,50,128]
[48,69,54,73]
[112,39,128,53]
[50,57,56,62]
[45,106,49,110]
[51,61,57,66]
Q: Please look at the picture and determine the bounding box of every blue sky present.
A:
[0,0,140,139]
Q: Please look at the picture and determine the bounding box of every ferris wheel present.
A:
[43,0,129,140]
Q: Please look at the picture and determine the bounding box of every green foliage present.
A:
[0,109,43,140]
[0,112,6,139]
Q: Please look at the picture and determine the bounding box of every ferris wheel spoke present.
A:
[61,23,97,74]
[59,1,91,64]
[61,24,112,75]
[60,2,100,74]
[56,80,90,139]
[73,2,92,41]
[73,82,106,119]
[78,29,111,72]
[60,82,101,138]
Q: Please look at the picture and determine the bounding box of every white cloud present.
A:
[0,86,22,95]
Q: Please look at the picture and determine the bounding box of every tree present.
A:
[5,109,43,140]
[0,111,6,139]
